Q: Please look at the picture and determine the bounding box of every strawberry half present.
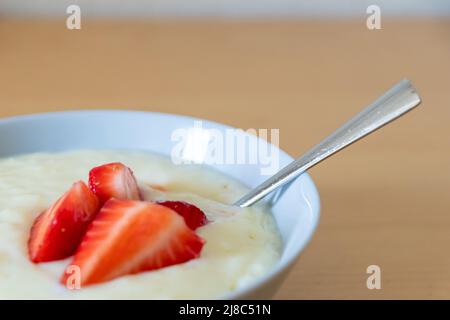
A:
[88,162,141,205]
[61,199,205,286]
[28,181,100,263]
[158,201,208,230]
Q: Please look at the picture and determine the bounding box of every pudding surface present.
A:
[0,150,281,299]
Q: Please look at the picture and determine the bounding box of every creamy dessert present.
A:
[0,150,281,299]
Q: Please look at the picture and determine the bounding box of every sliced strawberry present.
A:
[158,201,208,230]
[28,181,100,263]
[61,199,205,286]
[88,162,141,205]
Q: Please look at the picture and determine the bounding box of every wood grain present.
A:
[0,18,449,299]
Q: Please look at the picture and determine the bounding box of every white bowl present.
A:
[0,110,320,299]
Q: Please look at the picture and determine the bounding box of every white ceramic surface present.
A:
[0,110,320,299]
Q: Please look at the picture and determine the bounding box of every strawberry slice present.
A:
[88,162,141,205]
[158,201,208,230]
[28,181,100,263]
[61,199,205,286]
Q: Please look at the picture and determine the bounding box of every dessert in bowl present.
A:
[0,111,320,299]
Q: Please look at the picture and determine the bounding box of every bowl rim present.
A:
[0,109,321,299]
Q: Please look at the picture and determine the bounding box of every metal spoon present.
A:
[234,79,422,208]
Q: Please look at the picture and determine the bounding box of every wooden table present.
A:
[1,18,449,299]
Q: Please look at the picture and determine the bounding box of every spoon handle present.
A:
[234,79,422,208]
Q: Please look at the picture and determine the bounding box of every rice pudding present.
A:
[0,150,281,299]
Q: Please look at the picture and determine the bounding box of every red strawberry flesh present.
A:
[158,201,208,230]
[88,162,141,205]
[61,199,205,286]
[28,181,100,263]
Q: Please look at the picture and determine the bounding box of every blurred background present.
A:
[0,0,449,299]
